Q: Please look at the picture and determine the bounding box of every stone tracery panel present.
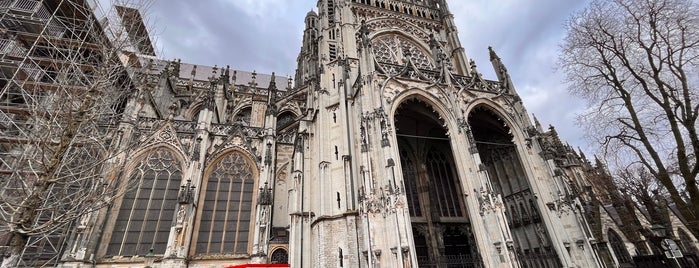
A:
[195,151,256,255]
[372,34,435,70]
[106,147,182,257]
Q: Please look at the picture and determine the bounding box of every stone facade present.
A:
[2,0,698,268]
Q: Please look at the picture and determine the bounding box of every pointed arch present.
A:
[364,17,432,44]
[232,106,253,126]
[467,103,560,266]
[192,148,259,256]
[389,89,458,130]
[371,32,435,70]
[126,142,188,171]
[277,110,298,131]
[393,96,479,265]
[608,228,632,264]
[464,99,522,140]
[184,100,205,121]
[105,146,184,257]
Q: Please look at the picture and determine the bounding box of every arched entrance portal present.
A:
[395,98,480,267]
[468,106,560,267]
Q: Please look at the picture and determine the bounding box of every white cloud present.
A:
[221,0,299,20]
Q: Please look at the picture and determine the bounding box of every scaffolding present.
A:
[0,0,139,266]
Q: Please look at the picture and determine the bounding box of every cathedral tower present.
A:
[13,1,699,267]
[288,0,600,267]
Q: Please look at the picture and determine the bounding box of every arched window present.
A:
[396,98,477,266]
[271,248,289,264]
[371,33,435,70]
[277,111,297,131]
[195,151,256,255]
[608,229,631,264]
[107,148,182,256]
[234,107,252,125]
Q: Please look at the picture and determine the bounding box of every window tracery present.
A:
[270,248,289,264]
[106,148,182,257]
[372,34,434,70]
[425,148,462,218]
[395,99,477,266]
[234,107,252,125]
[608,229,631,264]
[195,151,255,255]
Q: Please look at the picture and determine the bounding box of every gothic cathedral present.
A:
[287,0,589,267]
[9,0,695,267]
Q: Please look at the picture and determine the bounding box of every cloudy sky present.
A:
[137,0,594,153]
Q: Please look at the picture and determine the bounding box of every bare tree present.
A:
[0,1,154,267]
[559,0,699,234]
[615,166,670,224]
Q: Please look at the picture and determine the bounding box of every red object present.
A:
[226,264,290,268]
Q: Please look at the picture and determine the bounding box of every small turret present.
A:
[295,10,319,87]
[304,10,318,30]
[266,72,278,116]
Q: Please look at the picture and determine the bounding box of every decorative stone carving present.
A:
[475,187,504,216]
[372,34,434,70]
[361,17,436,43]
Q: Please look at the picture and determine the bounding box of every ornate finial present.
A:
[488,46,499,60]
[359,20,371,48]
[287,75,293,90]
[266,73,278,115]
[166,58,180,77]
[269,72,277,89]
[429,33,439,49]
[249,70,258,87]
[469,60,481,79]
[191,65,197,76]
[168,102,178,121]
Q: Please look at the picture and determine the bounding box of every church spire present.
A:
[489,46,515,93]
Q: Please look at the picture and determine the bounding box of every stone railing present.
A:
[210,123,264,138]
[276,132,296,144]
[417,255,483,268]
[376,62,504,92]
[351,0,441,21]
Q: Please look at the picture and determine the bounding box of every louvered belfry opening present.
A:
[395,98,481,267]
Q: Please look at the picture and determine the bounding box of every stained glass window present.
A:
[107,148,182,256]
[425,148,463,218]
[400,149,422,217]
[271,248,289,264]
[196,151,255,255]
[608,229,631,264]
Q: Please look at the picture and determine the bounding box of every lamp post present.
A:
[650,224,682,268]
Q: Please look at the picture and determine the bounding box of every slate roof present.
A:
[177,63,291,89]
[141,58,291,90]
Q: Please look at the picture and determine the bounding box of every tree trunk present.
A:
[1,234,28,268]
